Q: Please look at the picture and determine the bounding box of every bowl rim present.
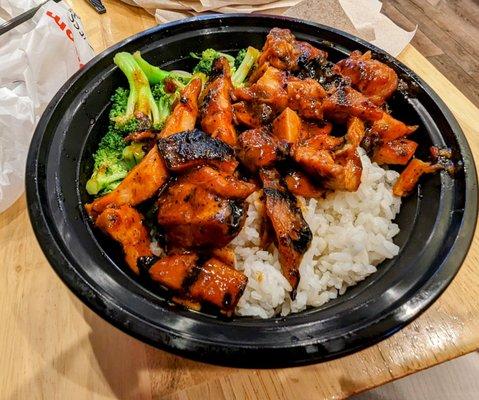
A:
[26,13,478,367]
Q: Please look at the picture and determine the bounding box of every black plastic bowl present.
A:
[26,14,477,367]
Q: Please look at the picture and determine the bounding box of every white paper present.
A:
[123,0,302,19]
[0,0,94,213]
[339,0,416,56]
[124,0,416,56]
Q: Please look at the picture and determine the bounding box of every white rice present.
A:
[151,149,402,318]
[231,149,402,318]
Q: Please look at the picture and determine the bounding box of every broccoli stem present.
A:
[232,46,261,88]
[133,51,192,86]
[113,52,160,128]
[133,51,170,84]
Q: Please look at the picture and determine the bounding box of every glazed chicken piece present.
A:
[272,107,302,146]
[237,127,284,172]
[334,51,398,105]
[294,118,364,192]
[257,28,298,71]
[284,169,325,198]
[257,28,327,72]
[300,121,333,139]
[371,112,418,141]
[211,246,236,268]
[159,78,202,138]
[373,138,418,165]
[323,84,383,122]
[294,40,328,69]
[235,67,327,120]
[294,134,344,177]
[286,77,326,120]
[233,66,289,111]
[157,129,238,174]
[334,117,366,158]
[85,146,169,220]
[200,57,237,146]
[145,253,247,315]
[95,205,152,274]
[233,101,274,128]
[393,158,440,197]
[124,130,156,143]
[259,168,312,295]
[183,166,256,199]
[157,178,246,249]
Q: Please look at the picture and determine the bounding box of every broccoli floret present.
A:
[133,51,192,87]
[86,127,145,196]
[191,49,235,75]
[111,52,161,131]
[150,82,180,127]
[108,87,140,134]
[232,46,261,88]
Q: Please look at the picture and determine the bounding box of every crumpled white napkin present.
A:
[0,0,94,213]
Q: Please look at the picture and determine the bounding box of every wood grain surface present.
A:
[1,1,478,399]
[382,0,479,108]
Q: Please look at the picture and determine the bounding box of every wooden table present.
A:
[1,1,478,399]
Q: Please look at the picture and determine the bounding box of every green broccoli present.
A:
[111,52,161,132]
[231,46,261,88]
[122,142,145,167]
[191,48,235,75]
[85,127,145,196]
[133,51,192,87]
[234,48,247,70]
[108,87,139,135]
[150,82,180,128]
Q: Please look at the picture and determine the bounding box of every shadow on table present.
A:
[9,285,231,400]
[74,293,233,399]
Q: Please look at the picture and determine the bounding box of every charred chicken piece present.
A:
[294,118,364,192]
[233,66,289,111]
[334,117,366,159]
[233,101,274,128]
[259,168,312,295]
[157,179,246,249]
[257,28,328,72]
[85,146,169,219]
[257,28,298,71]
[286,77,326,120]
[160,78,202,138]
[284,169,325,198]
[393,158,440,197]
[373,138,418,165]
[323,84,383,122]
[294,134,344,178]
[334,50,398,105]
[235,69,326,119]
[95,205,152,274]
[200,57,237,147]
[238,127,284,172]
[179,165,256,200]
[157,129,238,174]
[371,112,418,141]
[294,40,329,69]
[146,253,247,315]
